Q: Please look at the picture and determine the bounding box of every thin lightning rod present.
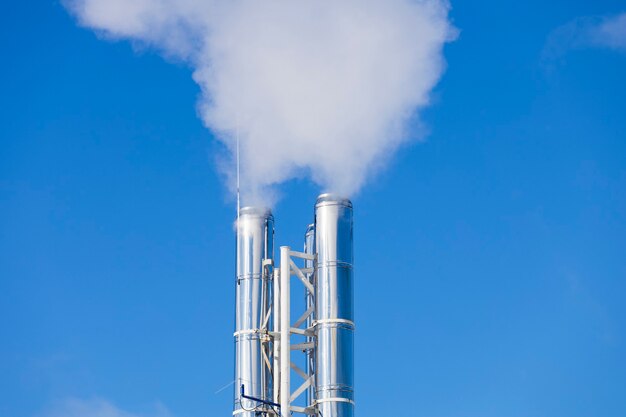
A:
[236,117,240,220]
[235,118,241,286]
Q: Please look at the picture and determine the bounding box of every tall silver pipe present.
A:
[234,207,274,416]
[314,194,354,417]
[304,223,316,407]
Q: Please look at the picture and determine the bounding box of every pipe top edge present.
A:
[315,193,353,208]
[238,206,273,219]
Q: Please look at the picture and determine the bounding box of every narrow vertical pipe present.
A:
[234,207,273,417]
[273,267,281,406]
[280,246,291,416]
[304,224,316,408]
[315,194,354,417]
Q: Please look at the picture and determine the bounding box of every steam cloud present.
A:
[65,0,456,204]
[544,12,626,60]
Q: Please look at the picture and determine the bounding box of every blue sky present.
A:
[1,1,625,417]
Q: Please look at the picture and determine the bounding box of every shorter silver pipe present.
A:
[234,207,274,417]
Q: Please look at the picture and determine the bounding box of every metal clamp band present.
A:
[315,398,355,405]
[233,329,270,337]
[315,261,352,269]
[313,318,355,328]
[236,274,269,281]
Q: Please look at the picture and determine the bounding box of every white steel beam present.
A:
[280,246,291,416]
[290,376,312,403]
[290,327,312,336]
[289,406,316,415]
[289,362,308,380]
[292,304,314,329]
[291,342,314,351]
[272,268,281,405]
[262,344,272,372]
[290,259,315,294]
[262,305,272,330]
[289,250,315,261]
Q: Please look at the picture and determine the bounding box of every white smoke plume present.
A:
[544,12,626,60]
[588,12,626,50]
[65,0,456,205]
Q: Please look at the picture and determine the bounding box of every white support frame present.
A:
[274,246,317,416]
[280,246,291,416]
[272,268,281,406]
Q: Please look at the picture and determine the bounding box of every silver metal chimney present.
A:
[231,195,354,417]
[314,194,354,417]
[234,207,274,416]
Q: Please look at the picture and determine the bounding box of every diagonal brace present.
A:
[290,259,314,293]
[290,376,313,403]
[292,304,314,329]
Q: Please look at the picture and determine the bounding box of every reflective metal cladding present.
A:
[231,196,355,417]
[234,207,274,416]
[314,194,354,417]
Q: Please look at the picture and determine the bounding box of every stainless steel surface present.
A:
[314,194,354,417]
[304,223,316,408]
[234,207,274,416]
